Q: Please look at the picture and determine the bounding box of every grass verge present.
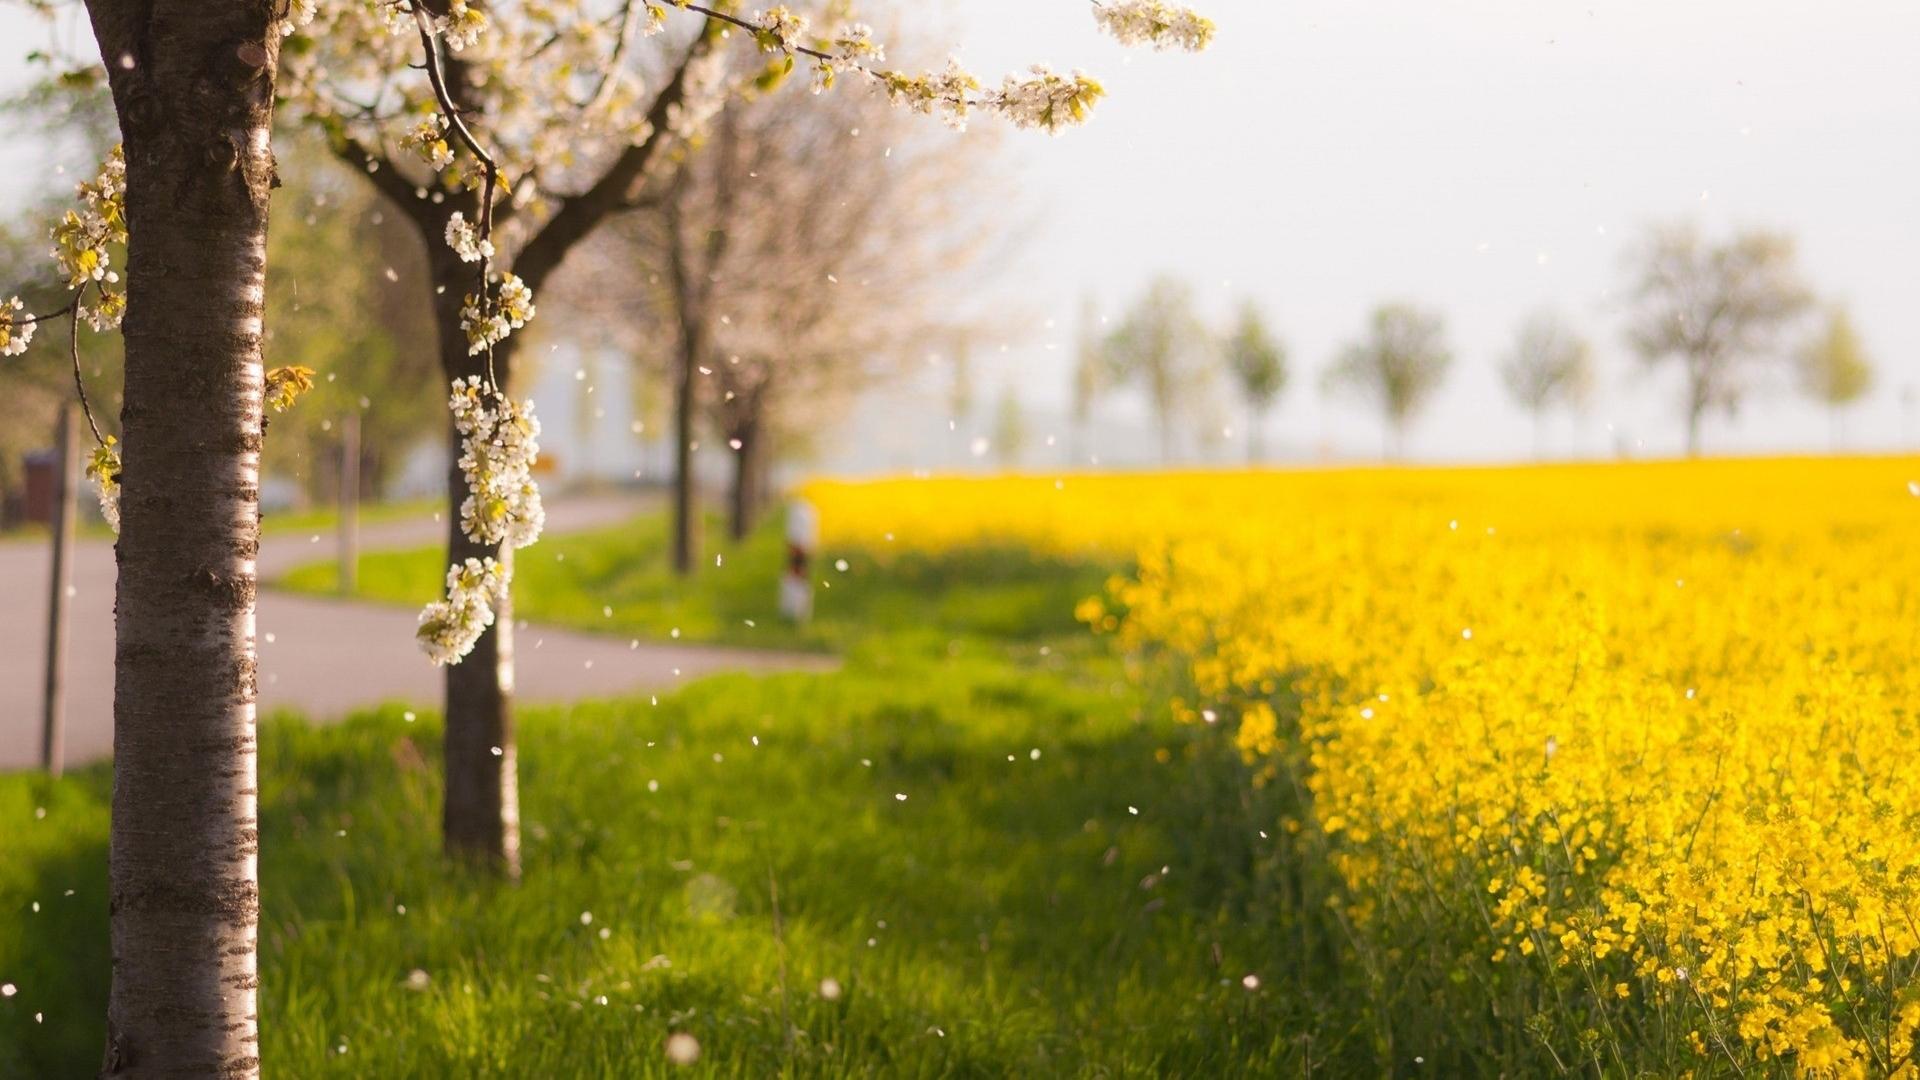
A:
[1,644,1306,1075]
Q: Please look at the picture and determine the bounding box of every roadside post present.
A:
[781,499,818,623]
[41,404,78,776]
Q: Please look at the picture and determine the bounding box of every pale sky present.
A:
[931,0,1920,462]
[4,2,1916,468]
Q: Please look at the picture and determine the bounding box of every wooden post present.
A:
[41,404,78,777]
[338,411,360,594]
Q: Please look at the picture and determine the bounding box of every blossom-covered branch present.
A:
[284,0,1214,666]
[666,1,1213,133]
[1,147,129,527]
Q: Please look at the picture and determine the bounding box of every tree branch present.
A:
[327,132,437,230]
[512,22,714,295]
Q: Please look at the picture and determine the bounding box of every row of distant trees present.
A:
[1075,224,1875,459]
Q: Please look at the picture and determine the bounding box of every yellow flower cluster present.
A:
[806,459,1920,1076]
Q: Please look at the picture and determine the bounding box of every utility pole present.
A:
[41,404,78,776]
[338,411,361,594]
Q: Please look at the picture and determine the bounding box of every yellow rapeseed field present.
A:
[806,459,1920,1076]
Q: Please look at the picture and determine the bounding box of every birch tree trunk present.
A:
[85,3,280,1074]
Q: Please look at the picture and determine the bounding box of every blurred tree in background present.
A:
[992,385,1028,466]
[261,143,441,506]
[1325,302,1453,459]
[557,54,1001,552]
[1102,276,1213,463]
[1499,309,1593,457]
[1623,224,1813,455]
[1070,294,1104,463]
[1796,306,1874,450]
[1223,300,1286,462]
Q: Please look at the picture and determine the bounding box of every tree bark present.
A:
[87,4,280,1074]
[673,336,700,574]
[667,223,704,576]
[728,420,758,542]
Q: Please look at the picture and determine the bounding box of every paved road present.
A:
[0,494,832,770]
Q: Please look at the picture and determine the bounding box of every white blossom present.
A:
[460,272,537,355]
[640,2,671,36]
[879,59,981,132]
[416,556,508,665]
[0,296,34,357]
[812,23,883,93]
[444,211,494,263]
[434,1,489,51]
[80,289,125,332]
[280,0,317,38]
[752,7,809,55]
[450,377,546,550]
[403,115,456,171]
[1092,1,1217,53]
[986,67,1105,134]
[51,146,126,290]
[86,439,121,535]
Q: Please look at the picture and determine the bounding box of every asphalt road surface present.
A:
[0,494,832,770]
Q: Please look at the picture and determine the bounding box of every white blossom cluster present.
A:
[445,211,495,263]
[416,556,508,665]
[639,1,674,36]
[403,114,456,172]
[51,146,128,330]
[0,296,33,357]
[877,61,1108,134]
[459,272,537,354]
[280,0,318,38]
[434,0,490,51]
[878,60,981,132]
[86,439,121,534]
[1092,1,1217,53]
[812,23,882,93]
[985,67,1106,134]
[449,377,546,551]
[416,377,546,665]
[752,6,809,54]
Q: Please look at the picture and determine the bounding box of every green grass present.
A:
[258,496,440,537]
[277,509,1113,653]
[0,511,1344,1075]
[1,647,1310,1075]
[1,497,437,544]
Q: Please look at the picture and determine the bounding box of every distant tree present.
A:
[558,61,999,548]
[1325,303,1453,459]
[1623,224,1814,455]
[1796,306,1874,449]
[1500,309,1593,457]
[992,385,1028,466]
[1223,301,1287,462]
[1104,276,1212,462]
[1070,295,1103,462]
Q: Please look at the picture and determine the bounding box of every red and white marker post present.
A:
[780,499,819,623]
